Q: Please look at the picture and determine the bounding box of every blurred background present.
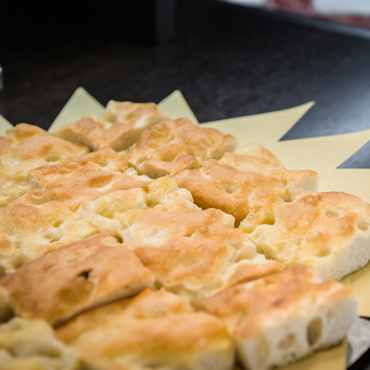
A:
[1,0,370,164]
[220,0,370,29]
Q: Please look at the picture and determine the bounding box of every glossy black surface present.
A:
[1,1,370,367]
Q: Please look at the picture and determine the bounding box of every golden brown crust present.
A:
[0,200,98,273]
[240,191,370,280]
[220,149,318,200]
[60,289,235,370]
[0,233,154,326]
[1,123,88,162]
[234,142,282,164]
[56,288,193,344]
[0,123,89,207]
[56,102,166,151]
[175,160,288,224]
[125,118,238,177]
[125,224,279,300]
[120,206,235,243]
[26,149,152,211]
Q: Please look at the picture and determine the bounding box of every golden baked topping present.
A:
[59,289,235,370]
[125,118,238,178]
[175,159,288,225]
[0,233,154,326]
[56,101,167,151]
[240,191,370,280]
[0,123,89,207]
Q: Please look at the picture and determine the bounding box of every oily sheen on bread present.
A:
[125,117,238,178]
[240,191,370,281]
[220,145,318,200]
[0,233,154,326]
[58,289,235,370]
[0,101,365,370]
[175,159,288,225]
[0,123,89,207]
[55,101,167,151]
[124,223,284,301]
[27,148,152,211]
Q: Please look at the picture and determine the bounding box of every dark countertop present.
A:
[1,0,370,368]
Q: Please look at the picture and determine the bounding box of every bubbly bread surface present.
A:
[240,191,370,281]
[220,146,318,200]
[125,118,238,178]
[0,123,89,207]
[27,148,152,211]
[55,101,167,151]
[175,159,288,224]
[124,223,283,300]
[0,317,82,370]
[60,289,235,370]
[0,200,98,274]
[0,233,154,326]
[0,176,197,274]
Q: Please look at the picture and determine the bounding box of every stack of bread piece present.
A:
[0,99,366,370]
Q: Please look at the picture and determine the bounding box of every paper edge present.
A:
[158,90,199,123]
[0,114,14,135]
[48,87,105,133]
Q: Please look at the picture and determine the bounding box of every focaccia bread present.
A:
[125,118,238,178]
[220,145,318,200]
[124,223,284,301]
[55,101,166,151]
[26,148,152,211]
[0,123,89,206]
[58,289,235,370]
[195,264,357,370]
[175,159,288,225]
[0,200,98,275]
[0,104,363,370]
[240,191,370,281]
[56,288,194,344]
[0,317,82,370]
[0,176,197,274]
[76,176,232,243]
[0,233,154,326]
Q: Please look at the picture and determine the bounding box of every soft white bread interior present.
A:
[195,264,357,370]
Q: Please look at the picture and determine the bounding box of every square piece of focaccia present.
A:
[240,191,370,281]
[221,143,318,201]
[175,159,289,225]
[0,123,89,207]
[0,199,98,275]
[0,232,155,327]
[56,288,236,370]
[124,223,284,301]
[125,118,238,178]
[195,264,357,370]
[0,176,199,274]
[0,317,82,370]
[26,148,153,211]
[76,175,233,242]
[55,101,167,151]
